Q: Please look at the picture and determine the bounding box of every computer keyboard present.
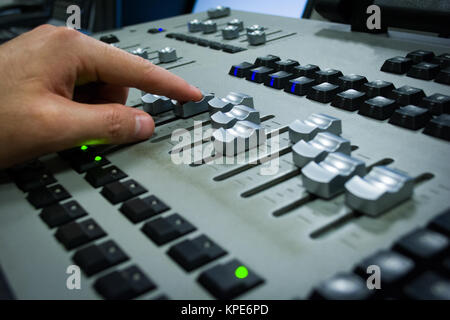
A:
[0,8,449,300]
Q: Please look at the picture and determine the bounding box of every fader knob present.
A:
[246,25,264,33]
[202,20,217,34]
[247,30,266,46]
[188,19,202,32]
[228,19,244,31]
[207,6,231,19]
[158,47,177,63]
[141,94,175,115]
[211,105,260,129]
[131,48,148,59]
[213,121,266,156]
[222,25,239,40]
[174,92,214,118]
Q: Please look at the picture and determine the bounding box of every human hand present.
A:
[0,25,202,168]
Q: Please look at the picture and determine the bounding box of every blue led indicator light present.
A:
[158,28,163,32]
[251,72,256,81]
[234,67,239,76]
[290,83,296,93]
[270,77,275,87]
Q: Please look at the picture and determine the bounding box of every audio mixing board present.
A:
[0,7,449,300]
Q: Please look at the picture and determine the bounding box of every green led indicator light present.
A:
[94,156,102,162]
[80,145,88,151]
[235,266,248,279]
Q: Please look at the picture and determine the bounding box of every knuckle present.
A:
[51,26,82,43]
[34,24,55,33]
[103,105,127,141]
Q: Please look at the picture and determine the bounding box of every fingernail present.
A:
[135,114,154,140]
[190,85,203,101]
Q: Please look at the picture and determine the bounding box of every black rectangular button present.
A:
[85,165,127,188]
[100,34,119,44]
[359,96,397,120]
[381,56,413,74]
[101,179,147,204]
[142,213,196,245]
[198,259,264,299]
[73,240,128,276]
[246,66,274,83]
[423,114,450,141]
[388,105,431,130]
[254,55,280,68]
[284,76,316,96]
[26,184,71,209]
[407,62,440,80]
[331,89,366,111]
[403,272,450,300]
[120,195,170,223]
[293,64,320,78]
[421,93,450,115]
[94,265,156,300]
[306,82,341,103]
[274,59,299,72]
[435,67,450,85]
[337,74,368,91]
[362,80,395,98]
[55,218,107,250]
[70,154,110,174]
[406,50,435,64]
[314,69,343,85]
[168,234,227,271]
[229,62,254,78]
[428,209,450,236]
[264,71,294,89]
[12,167,56,192]
[40,200,88,228]
[391,85,425,106]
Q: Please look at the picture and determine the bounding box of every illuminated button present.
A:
[293,64,320,78]
[211,105,260,129]
[246,66,273,83]
[131,48,148,59]
[264,71,294,89]
[188,19,202,32]
[201,20,217,34]
[229,61,254,78]
[362,80,395,98]
[359,96,397,120]
[141,93,175,115]
[222,25,239,40]
[302,152,366,199]
[158,47,177,63]
[213,120,266,156]
[227,19,244,31]
[207,5,230,19]
[285,76,316,96]
[288,113,342,143]
[292,132,351,168]
[345,166,414,217]
[247,30,266,46]
[174,92,214,118]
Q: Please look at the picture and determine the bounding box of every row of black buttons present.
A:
[381,50,450,85]
[229,55,450,141]
[166,32,246,54]
[309,208,450,300]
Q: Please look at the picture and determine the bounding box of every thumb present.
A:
[61,100,154,147]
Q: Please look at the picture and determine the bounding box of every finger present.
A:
[70,30,202,102]
[52,97,155,149]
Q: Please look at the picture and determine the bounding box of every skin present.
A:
[0,25,202,169]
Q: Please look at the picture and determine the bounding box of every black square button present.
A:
[428,209,450,236]
[331,89,366,111]
[403,272,450,300]
[293,64,320,78]
[423,114,450,141]
[306,82,341,103]
[27,184,71,209]
[245,66,274,83]
[421,93,450,115]
[168,234,227,271]
[198,259,264,299]
[85,165,127,188]
[229,62,254,78]
[284,76,316,96]
[12,165,56,192]
[388,105,431,130]
[381,56,413,74]
[309,273,372,300]
[101,179,147,205]
[407,62,440,80]
[337,74,368,91]
[359,96,397,120]
[391,85,425,106]
[253,55,280,68]
[120,195,170,223]
[142,213,196,245]
[435,67,450,85]
[264,71,294,89]
[406,50,435,64]
[362,80,395,98]
[274,59,299,72]
[432,53,450,69]
[40,200,88,228]
[100,34,119,44]
[55,218,107,250]
[314,69,343,85]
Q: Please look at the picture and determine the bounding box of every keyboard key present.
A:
[337,74,368,90]
[120,195,170,223]
[423,114,450,141]
[331,89,366,111]
[362,80,395,98]
[94,265,156,299]
[314,68,343,85]
[40,200,88,228]
[197,38,210,47]
[85,165,127,188]
[254,54,280,68]
[245,66,274,83]
[142,213,196,245]
[354,250,415,288]
[229,62,254,78]
[406,50,435,64]
[421,93,450,115]
[391,85,425,106]
[168,234,227,271]
[100,34,119,44]
[432,53,450,69]
[264,71,294,89]
[309,273,372,300]
[284,76,315,96]
[13,168,56,192]
[393,228,449,266]
[434,67,450,85]
[388,105,431,130]
[407,62,440,80]
[222,45,245,54]
[198,259,264,299]
[26,184,71,209]
[359,96,397,120]
[293,64,320,78]
[184,35,198,44]
[73,240,128,276]
[55,218,107,250]
[403,272,450,300]
[274,59,299,72]
[428,208,450,236]
[307,82,340,103]
[70,154,110,174]
[381,56,413,74]
[101,179,147,205]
